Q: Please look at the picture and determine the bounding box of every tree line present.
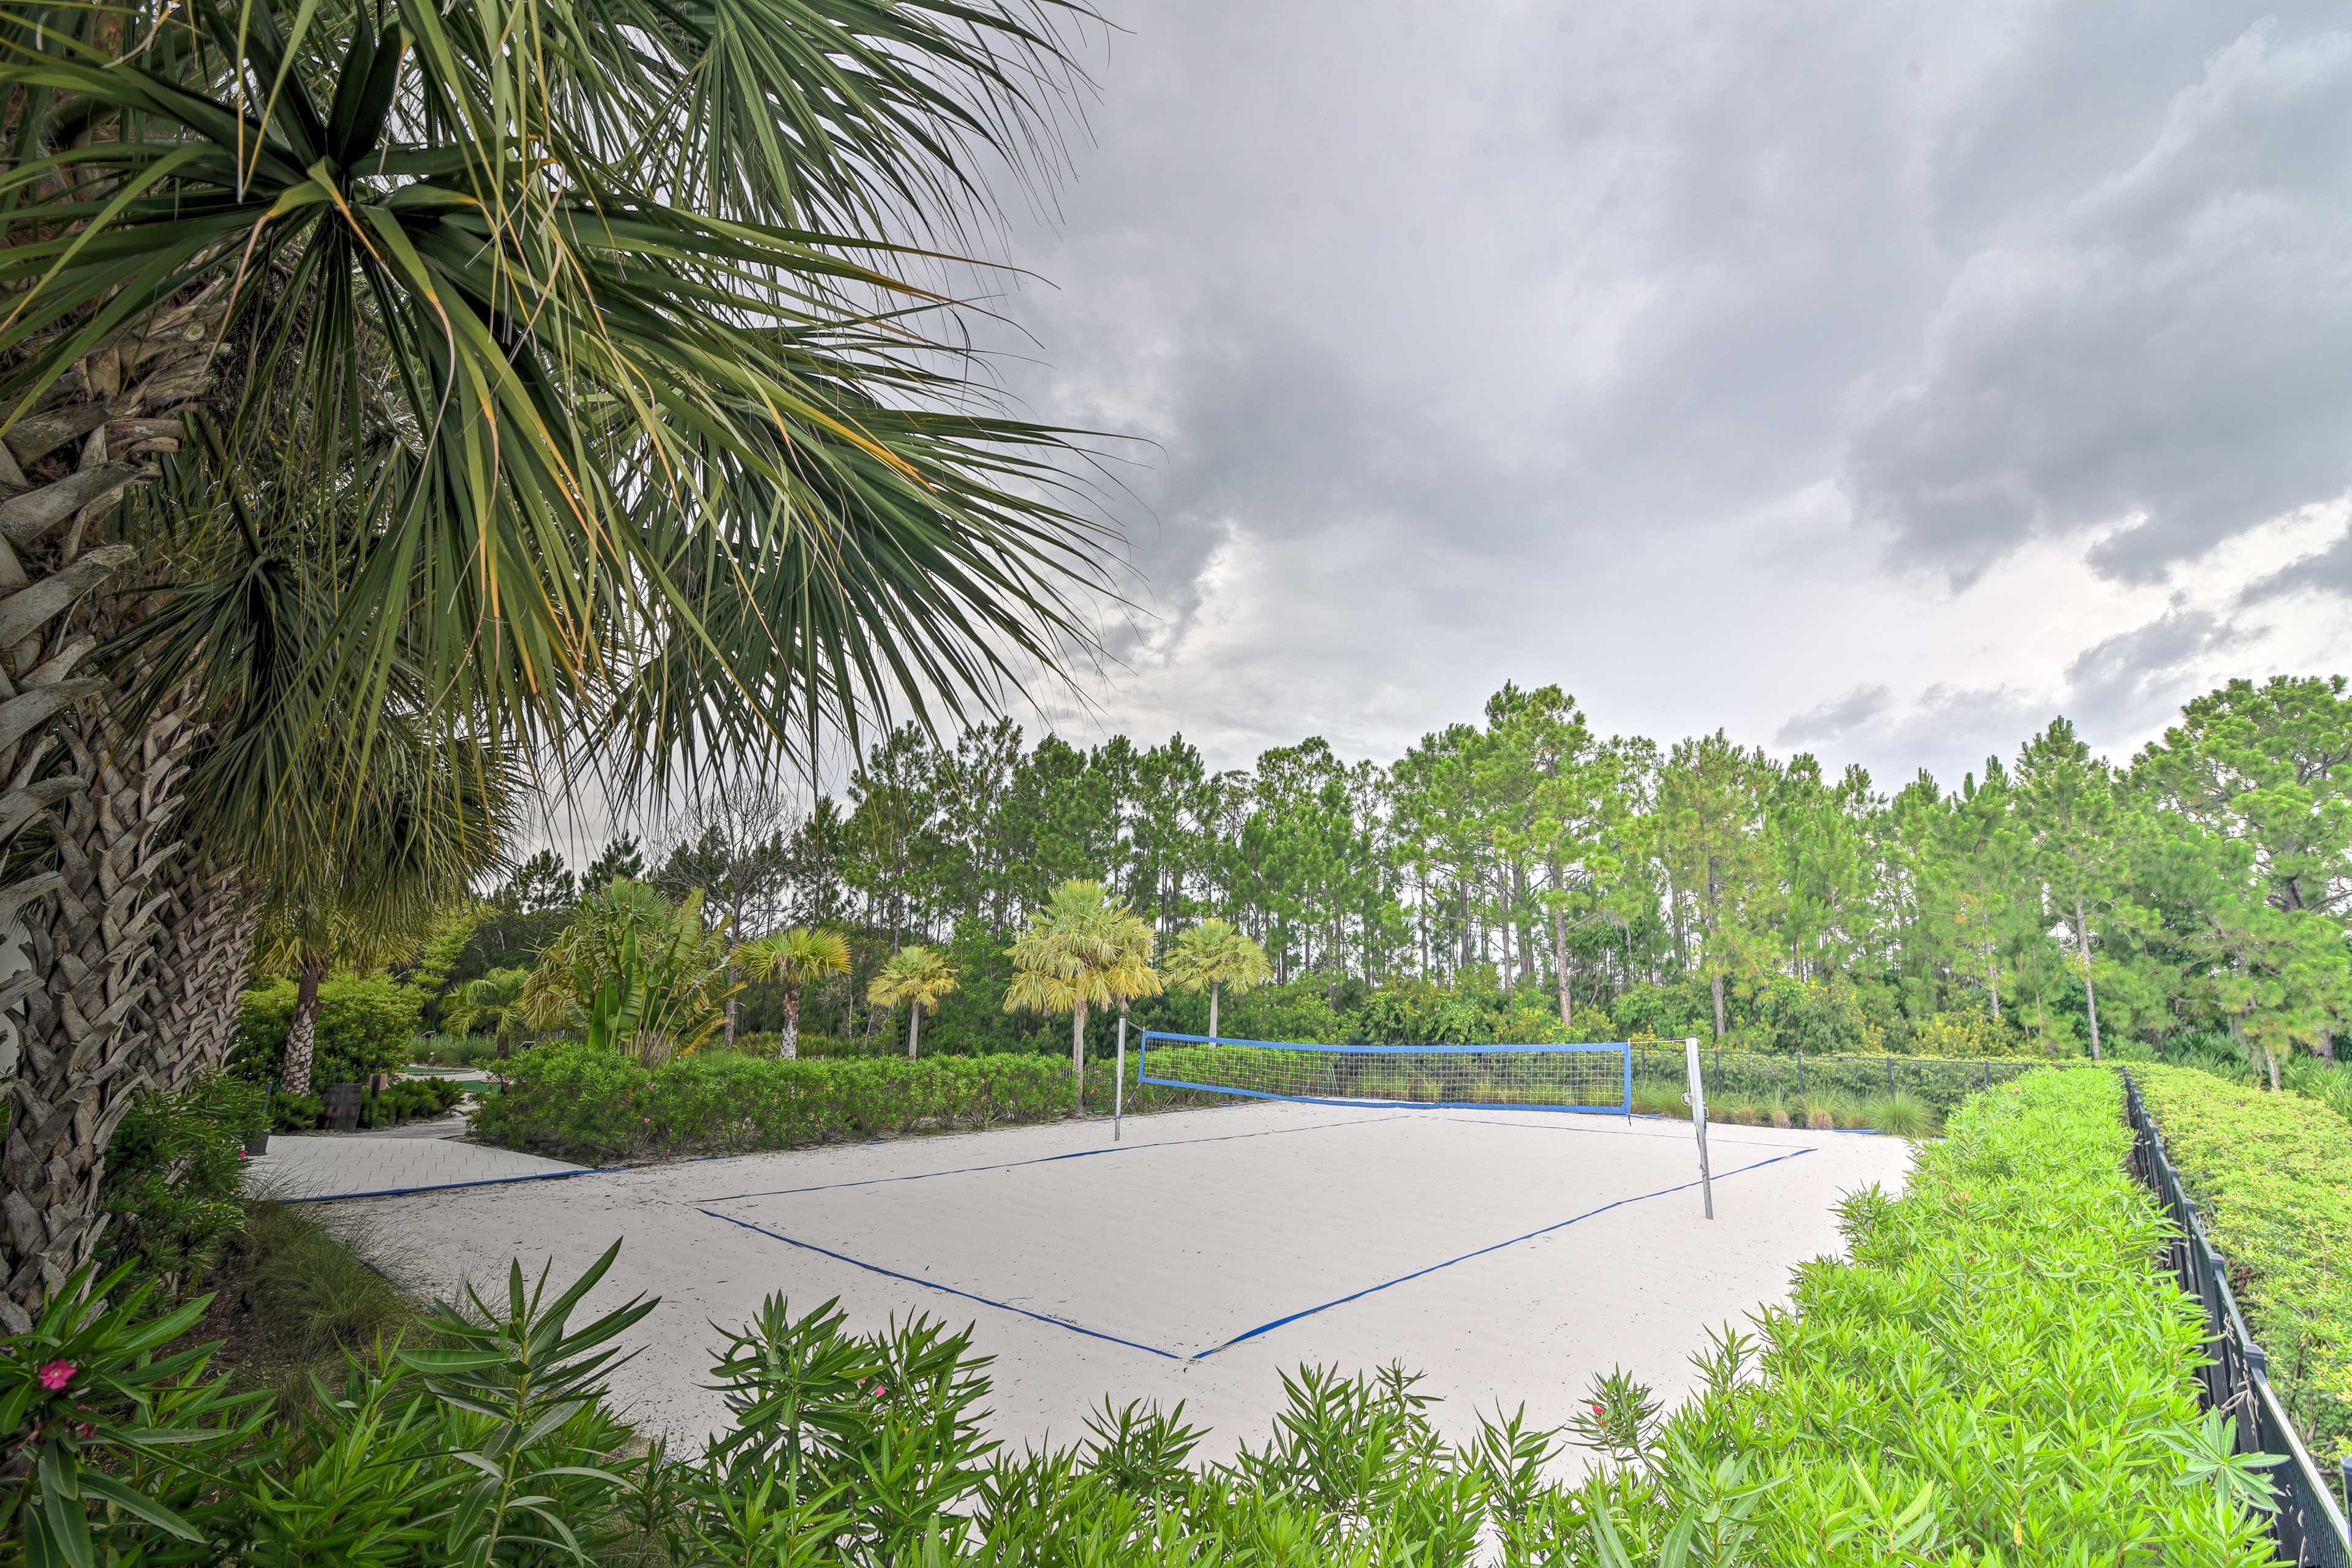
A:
[466,673,2352,1082]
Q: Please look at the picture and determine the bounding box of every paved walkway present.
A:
[244,1131,585,1200]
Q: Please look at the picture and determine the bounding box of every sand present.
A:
[331,1100,1912,1459]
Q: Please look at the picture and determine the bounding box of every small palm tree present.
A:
[1163,919,1275,1039]
[742,929,853,1058]
[867,947,960,1059]
[1005,881,1161,1109]
[445,969,532,1057]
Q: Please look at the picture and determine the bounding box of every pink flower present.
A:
[72,1422,93,1439]
[1589,1403,1605,1419]
[37,1362,75,1392]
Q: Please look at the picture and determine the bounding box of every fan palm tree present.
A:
[444,967,530,1054]
[867,945,959,1059]
[741,927,851,1058]
[1004,880,1159,1109]
[1162,919,1273,1040]
[254,736,520,1095]
[0,0,1116,1315]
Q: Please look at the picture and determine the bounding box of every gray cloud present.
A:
[943,1,2352,790]
[1776,686,1893,747]
[1847,20,2352,586]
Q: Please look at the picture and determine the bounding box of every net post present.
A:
[1623,1045,1632,1122]
[1115,1017,1126,1143]
[1684,1036,1714,1219]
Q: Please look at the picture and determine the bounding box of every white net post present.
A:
[1684,1036,1714,1219]
[1114,1014,1125,1142]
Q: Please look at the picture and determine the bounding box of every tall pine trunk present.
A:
[281,961,326,1095]
[1551,903,1571,1027]
[2072,897,2100,1061]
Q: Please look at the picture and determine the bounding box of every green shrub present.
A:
[2135,1062,2352,1466]
[96,1075,264,1289]
[358,1077,466,1128]
[267,1092,322,1133]
[477,1043,1070,1161]
[228,974,421,1087]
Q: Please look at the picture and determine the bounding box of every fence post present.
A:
[1684,1037,1713,1219]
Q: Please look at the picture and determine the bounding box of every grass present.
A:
[193,1199,428,1412]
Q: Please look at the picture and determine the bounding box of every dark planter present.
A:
[323,1082,363,1132]
[244,1130,270,1156]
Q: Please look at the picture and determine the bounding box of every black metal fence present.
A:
[2121,1068,2351,1566]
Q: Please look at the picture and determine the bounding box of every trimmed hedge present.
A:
[472,1043,1225,1163]
[2136,1061,2352,1466]
[1579,1066,2278,1561]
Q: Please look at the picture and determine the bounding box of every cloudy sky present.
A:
[952,0,2352,789]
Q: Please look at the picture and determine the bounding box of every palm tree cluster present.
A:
[1005,881,1159,1106]
[0,0,1111,1323]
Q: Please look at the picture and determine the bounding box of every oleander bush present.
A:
[472,1042,1224,1162]
[1568,1066,2282,1562]
[2135,1061,2352,1468]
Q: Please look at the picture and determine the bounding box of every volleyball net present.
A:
[1137,1033,1633,1115]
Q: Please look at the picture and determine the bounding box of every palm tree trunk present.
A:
[782,986,801,1059]
[143,858,255,1095]
[0,284,226,1324]
[1209,982,1220,1041]
[907,1006,919,1060]
[4,699,198,1325]
[281,961,326,1096]
[1071,1001,1087,1110]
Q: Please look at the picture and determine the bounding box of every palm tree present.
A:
[255,739,518,1096]
[1004,881,1161,1109]
[445,968,531,1055]
[742,929,851,1059]
[867,946,959,1059]
[1163,919,1274,1040]
[0,0,1114,1315]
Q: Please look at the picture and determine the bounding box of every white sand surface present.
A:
[333,1101,1911,1458]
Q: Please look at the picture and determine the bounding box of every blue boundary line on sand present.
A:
[699,1207,1188,1360]
[696,1110,1414,1205]
[271,1153,739,1205]
[274,1093,1308,1207]
[1189,1148,1816,1359]
[704,1144,1817,1362]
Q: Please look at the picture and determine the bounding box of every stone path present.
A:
[244,1131,585,1200]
